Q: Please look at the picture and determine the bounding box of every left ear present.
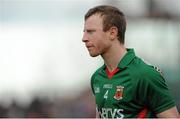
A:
[109,26,118,41]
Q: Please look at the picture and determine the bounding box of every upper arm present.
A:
[137,66,177,115]
[157,106,180,118]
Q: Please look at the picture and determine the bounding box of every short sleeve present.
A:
[139,69,175,114]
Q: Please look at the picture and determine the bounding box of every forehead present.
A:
[84,14,103,29]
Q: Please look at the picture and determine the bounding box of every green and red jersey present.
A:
[91,49,175,118]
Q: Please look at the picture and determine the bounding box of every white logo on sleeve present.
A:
[94,87,100,93]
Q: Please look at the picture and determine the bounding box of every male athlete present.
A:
[82,5,179,118]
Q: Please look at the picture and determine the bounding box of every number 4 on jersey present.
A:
[104,90,109,99]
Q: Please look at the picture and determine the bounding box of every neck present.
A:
[102,42,127,72]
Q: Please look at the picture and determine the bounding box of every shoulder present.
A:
[91,65,104,82]
[128,57,165,83]
[90,66,104,95]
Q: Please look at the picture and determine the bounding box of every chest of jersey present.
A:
[93,75,132,107]
[93,70,144,118]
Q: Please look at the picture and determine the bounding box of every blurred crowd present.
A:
[0,88,96,118]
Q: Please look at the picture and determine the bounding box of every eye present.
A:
[87,30,95,34]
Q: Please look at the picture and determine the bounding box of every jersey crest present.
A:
[114,86,124,100]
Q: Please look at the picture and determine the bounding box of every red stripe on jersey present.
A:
[137,107,148,118]
[106,67,120,79]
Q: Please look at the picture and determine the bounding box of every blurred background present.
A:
[0,0,179,117]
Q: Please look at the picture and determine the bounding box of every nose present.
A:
[82,32,88,43]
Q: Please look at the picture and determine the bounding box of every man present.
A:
[82,5,179,118]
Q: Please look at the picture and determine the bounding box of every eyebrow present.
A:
[83,29,96,32]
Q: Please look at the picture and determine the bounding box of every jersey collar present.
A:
[117,48,136,69]
[100,48,136,74]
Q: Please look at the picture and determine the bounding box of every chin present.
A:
[89,53,99,57]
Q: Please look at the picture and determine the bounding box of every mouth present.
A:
[87,46,94,51]
[86,44,93,49]
[87,46,93,48]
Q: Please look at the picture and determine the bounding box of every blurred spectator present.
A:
[7,101,25,117]
[0,106,8,118]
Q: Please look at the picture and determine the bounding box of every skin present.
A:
[82,14,127,71]
[82,13,180,118]
[157,107,179,118]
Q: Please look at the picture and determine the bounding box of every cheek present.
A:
[95,39,108,52]
[91,33,108,50]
